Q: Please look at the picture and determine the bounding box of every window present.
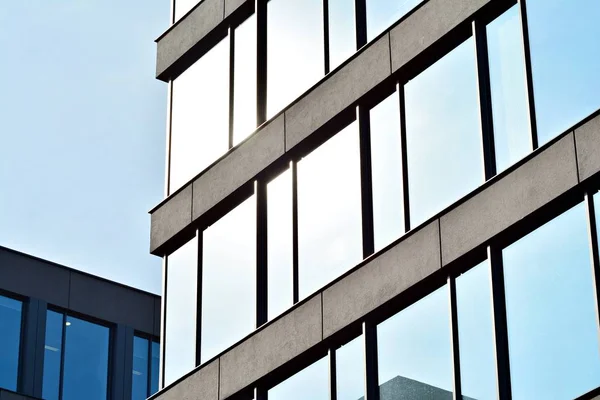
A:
[42,312,110,400]
[173,0,197,22]
[336,336,365,400]
[202,195,256,362]
[503,203,600,399]
[405,37,483,227]
[0,294,22,391]
[328,0,356,70]
[164,236,198,386]
[297,122,362,299]
[233,14,258,145]
[377,286,453,399]
[366,0,423,41]
[132,336,160,400]
[268,356,328,400]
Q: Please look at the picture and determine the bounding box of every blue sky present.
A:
[0,1,169,294]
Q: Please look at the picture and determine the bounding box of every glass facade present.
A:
[336,336,364,400]
[0,294,22,391]
[268,356,328,400]
[233,14,258,145]
[132,336,160,400]
[328,0,356,71]
[366,0,423,41]
[42,310,64,400]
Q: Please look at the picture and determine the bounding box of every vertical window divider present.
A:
[195,229,203,366]
[358,106,375,258]
[517,0,539,150]
[255,386,268,400]
[146,337,153,398]
[257,180,269,327]
[228,25,236,149]
[473,19,497,180]
[354,0,367,49]
[448,275,462,400]
[256,0,268,125]
[292,161,300,304]
[363,321,379,400]
[488,246,512,400]
[159,257,168,389]
[58,313,67,400]
[328,347,337,400]
[397,83,411,233]
[584,192,600,333]
[323,0,331,75]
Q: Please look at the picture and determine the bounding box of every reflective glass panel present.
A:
[405,38,482,227]
[527,0,600,145]
[298,122,362,299]
[42,310,63,400]
[170,37,229,194]
[202,195,256,362]
[456,262,496,400]
[329,0,356,70]
[370,91,404,251]
[233,14,257,145]
[377,286,452,399]
[62,316,110,400]
[0,295,22,391]
[268,356,328,400]
[267,168,293,320]
[150,341,160,395]
[503,203,600,399]
[336,336,365,400]
[267,0,324,118]
[132,336,149,400]
[164,236,198,385]
[487,5,531,173]
[366,0,423,41]
[174,0,197,22]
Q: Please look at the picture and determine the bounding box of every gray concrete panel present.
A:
[219,295,323,399]
[390,0,490,73]
[440,133,579,266]
[322,221,441,338]
[156,0,224,78]
[192,115,285,221]
[155,359,220,400]
[224,0,248,18]
[151,185,193,254]
[285,34,391,151]
[574,113,600,182]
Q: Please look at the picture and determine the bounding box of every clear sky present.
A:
[0,1,169,294]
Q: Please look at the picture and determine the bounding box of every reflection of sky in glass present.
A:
[370,91,404,251]
[150,341,160,395]
[164,236,198,386]
[503,203,600,399]
[174,0,197,22]
[527,0,600,145]
[42,310,63,400]
[377,286,452,398]
[406,37,483,227]
[366,0,423,42]
[202,195,256,362]
[298,122,362,299]
[487,5,531,173]
[329,0,356,70]
[132,336,149,400]
[456,261,496,400]
[269,356,328,400]
[267,168,293,320]
[233,14,257,145]
[170,37,229,194]
[0,295,22,391]
[267,0,324,118]
[337,336,365,400]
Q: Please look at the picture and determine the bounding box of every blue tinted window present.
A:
[366,0,423,41]
[42,310,63,400]
[150,341,160,395]
[0,295,22,391]
[268,356,328,400]
[503,204,600,399]
[132,336,149,400]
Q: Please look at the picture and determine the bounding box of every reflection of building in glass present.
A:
[370,376,476,400]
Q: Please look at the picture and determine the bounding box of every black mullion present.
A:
[329,348,337,400]
[473,19,497,180]
[292,161,300,304]
[58,313,67,400]
[448,276,462,399]
[228,26,236,149]
[397,83,411,233]
[488,246,512,400]
[363,322,379,400]
[354,0,367,49]
[195,230,203,366]
[255,386,268,400]
[517,0,539,150]
[358,106,375,258]
[256,0,268,126]
[256,181,269,327]
[323,0,331,74]
[585,192,600,334]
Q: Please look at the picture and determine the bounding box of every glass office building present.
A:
[151,0,600,399]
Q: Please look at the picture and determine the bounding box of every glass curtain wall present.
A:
[0,294,22,391]
[132,336,160,400]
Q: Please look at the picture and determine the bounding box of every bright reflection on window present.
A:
[366,0,423,41]
[329,0,356,71]
[336,336,365,400]
[269,356,328,400]
[174,0,197,22]
[233,14,258,145]
[0,295,22,391]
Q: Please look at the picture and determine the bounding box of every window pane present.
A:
[202,195,256,362]
[268,356,328,400]
[370,91,404,251]
[0,295,22,391]
[150,341,160,395]
[170,37,229,194]
[174,0,197,22]
[377,286,452,399]
[268,168,293,320]
[62,316,110,400]
[164,236,198,385]
[298,122,362,299]
[233,14,257,145]
[267,0,324,118]
[456,262,496,400]
[406,38,482,227]
[329,0,356,70]
[42,310,63,400]
[366,0,423,42]
[503,203,600,399]
[132,336,149,400]
[527,0,600,145]
[336,336,365,400]
[487,5,531,172]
